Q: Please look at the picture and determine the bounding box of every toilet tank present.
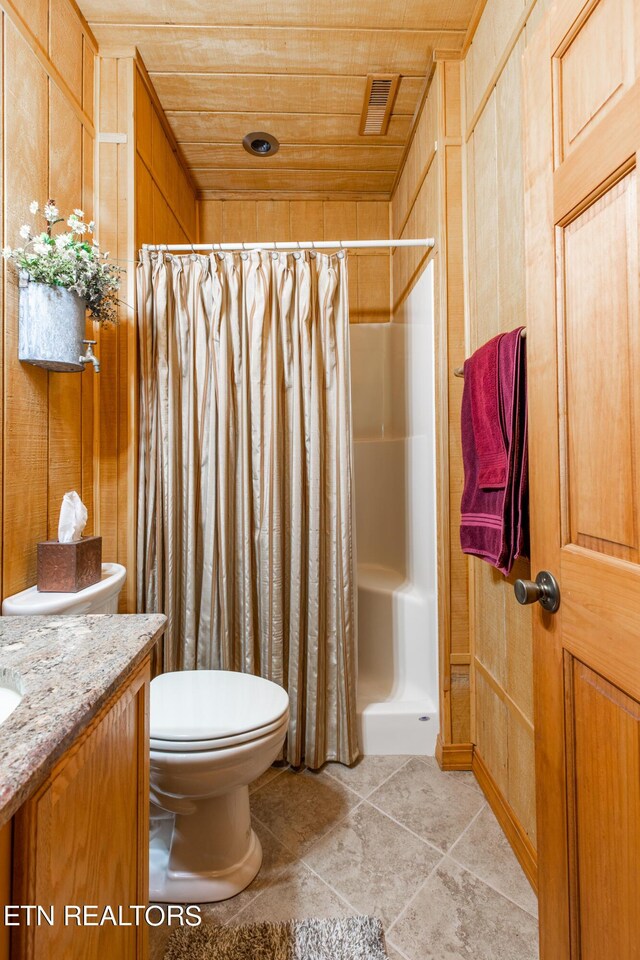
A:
[2,563,127,616]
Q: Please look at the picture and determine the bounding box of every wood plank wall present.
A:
[197,199,391,323]
[391,72,438,312]
[134,63,198,247]
[96,55,198,612]
[0,0,98,603]
[463,0,551,878]
[391,60,470,765]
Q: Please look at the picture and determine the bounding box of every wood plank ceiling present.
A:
[79,0,475,197]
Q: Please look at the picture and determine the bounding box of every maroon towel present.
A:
[460,327,528,575]
[468,335,508,488]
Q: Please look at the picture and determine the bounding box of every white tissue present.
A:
[57,491,88,544]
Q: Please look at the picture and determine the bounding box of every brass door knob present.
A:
[514,571,560,613]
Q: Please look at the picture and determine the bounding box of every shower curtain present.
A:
[136,249,359,768]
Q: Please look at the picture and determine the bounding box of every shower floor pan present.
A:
[356,564,438,756]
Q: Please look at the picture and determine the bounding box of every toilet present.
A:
[1,562,127,615]
[2,563,288,904]
[149,670,289,903]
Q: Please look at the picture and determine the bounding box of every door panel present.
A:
[524,0,640,955]
[566,658,640,959]
[561,547,640,696]
[556,0,632,161]
[561,170,638,558]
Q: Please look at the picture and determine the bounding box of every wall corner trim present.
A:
[435,737,474,770]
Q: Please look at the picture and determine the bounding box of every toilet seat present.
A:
[150,712,289,753]
[150,670,290,751]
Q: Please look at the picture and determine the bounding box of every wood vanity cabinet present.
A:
[0,822,10,960]
[11,658,151,960]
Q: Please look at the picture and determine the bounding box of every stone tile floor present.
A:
[151,756,539,959]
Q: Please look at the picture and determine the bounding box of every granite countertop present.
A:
[0,614,166,828]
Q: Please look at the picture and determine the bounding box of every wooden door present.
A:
[523,0,640,957]
[12,660,150,960]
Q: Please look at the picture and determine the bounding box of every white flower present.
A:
[88,221,95,232]
[33,242,49,256]
[73,208,84,218]
[43,203,59,222]
[1,246,11,259]
[29,201,39,215]
[19,224,31,240]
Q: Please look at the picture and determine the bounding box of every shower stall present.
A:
[350,263,438,755]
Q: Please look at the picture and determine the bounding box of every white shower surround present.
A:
[350,263,438,755]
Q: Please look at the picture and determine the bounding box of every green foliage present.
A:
[3,200,123,325]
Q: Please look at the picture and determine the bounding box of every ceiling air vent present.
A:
[359,74,400,136]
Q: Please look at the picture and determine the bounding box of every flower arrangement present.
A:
[2,200,122,324]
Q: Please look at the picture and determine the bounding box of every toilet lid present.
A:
[150,670,289,743]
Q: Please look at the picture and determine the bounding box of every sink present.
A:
[0,670,23,725]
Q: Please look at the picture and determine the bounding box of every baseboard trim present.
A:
[435,736,474,770]
[472,749,538,893]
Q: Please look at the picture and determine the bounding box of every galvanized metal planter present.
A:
[18,273,87,372]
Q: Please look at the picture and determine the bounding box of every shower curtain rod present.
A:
[141,238,435,253]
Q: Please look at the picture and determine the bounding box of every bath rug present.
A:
[164,915,389,960]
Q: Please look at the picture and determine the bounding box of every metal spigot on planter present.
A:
[79,339,100,373]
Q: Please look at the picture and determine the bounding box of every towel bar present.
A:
[453,328,526,378]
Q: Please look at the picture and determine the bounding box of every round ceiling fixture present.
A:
[242,131,280,157]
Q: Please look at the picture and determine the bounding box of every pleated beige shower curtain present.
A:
[136,249,359,768]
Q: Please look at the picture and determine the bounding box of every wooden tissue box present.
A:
[37,536,102,593]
